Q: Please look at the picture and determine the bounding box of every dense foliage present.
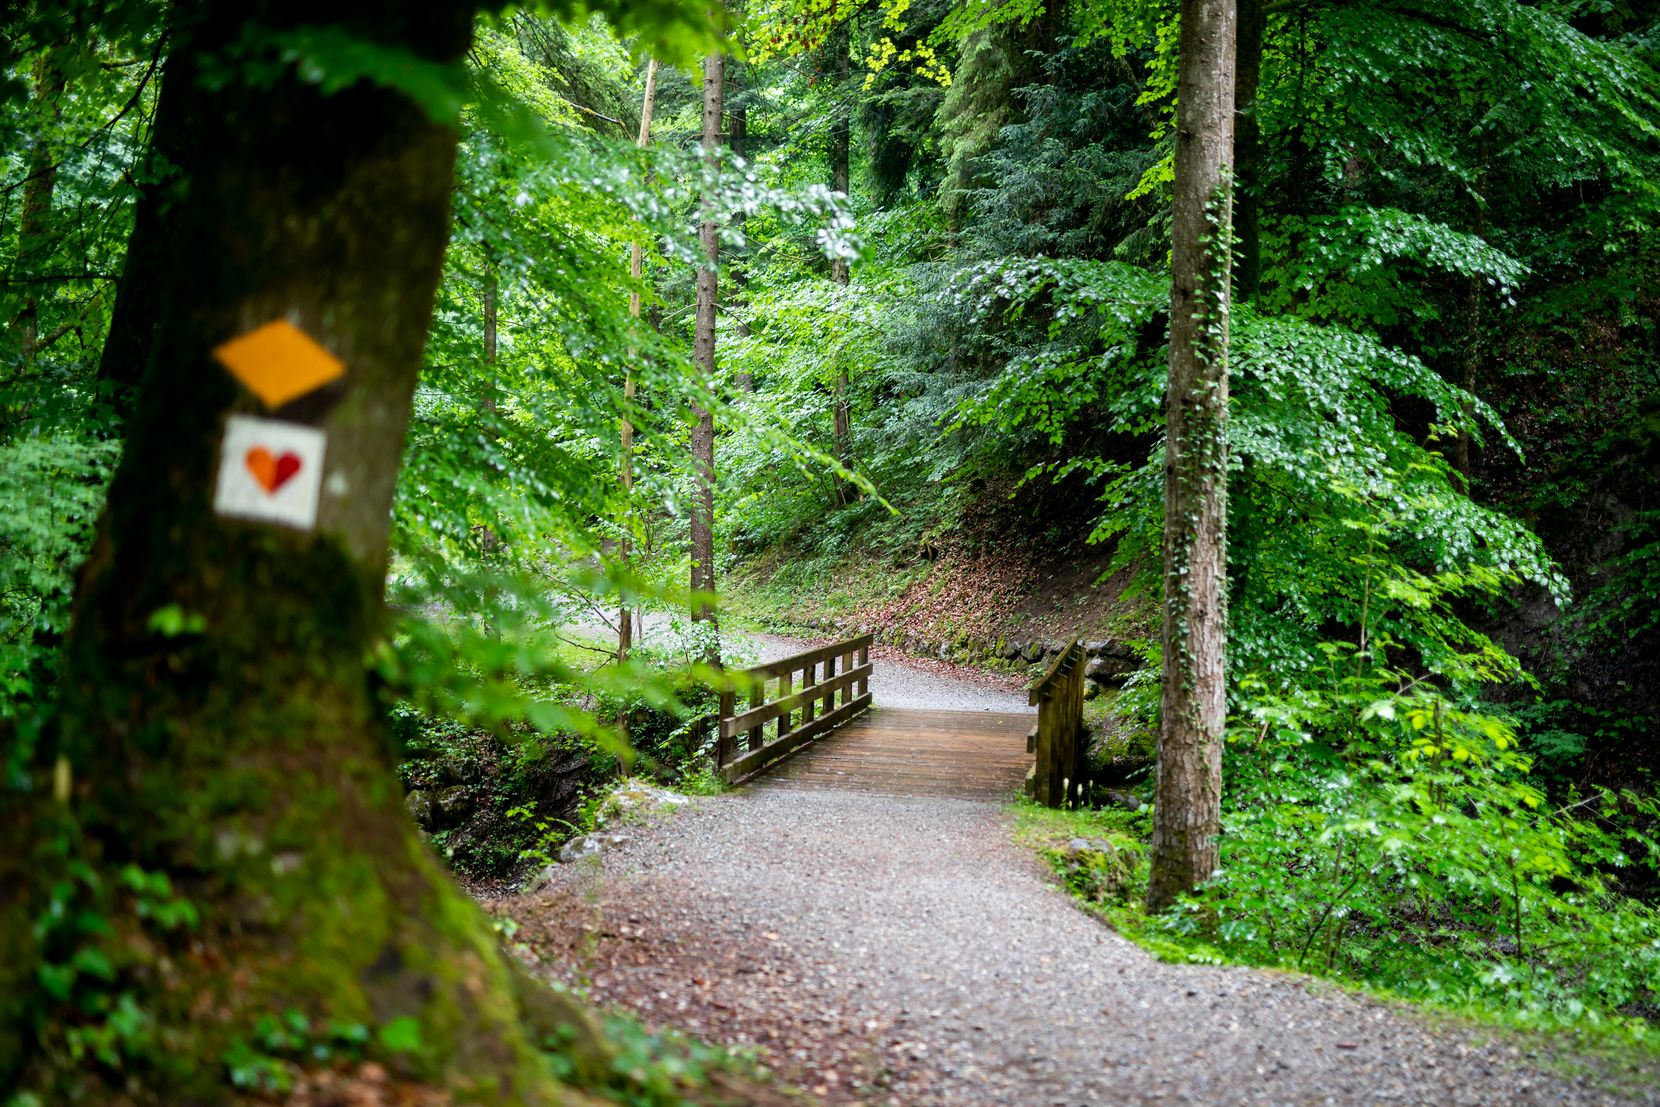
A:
[3,0,1659,1084]
[712,0,1660,1038]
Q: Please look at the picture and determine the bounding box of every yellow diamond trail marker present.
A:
[213,320,345,409]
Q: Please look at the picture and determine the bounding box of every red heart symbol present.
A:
[245,446,302,493]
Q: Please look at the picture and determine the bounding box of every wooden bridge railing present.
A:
[712,633,874,783]
[1027,639,1088,808]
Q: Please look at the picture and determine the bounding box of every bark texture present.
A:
[3,2,611,1100]
[690,43,724,646]
[1148,0,1237,915]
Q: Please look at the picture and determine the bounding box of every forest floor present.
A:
[727,516,1145,657]
[485,640,1658,1106]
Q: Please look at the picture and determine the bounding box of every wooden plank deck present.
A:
[749,706,1035,801]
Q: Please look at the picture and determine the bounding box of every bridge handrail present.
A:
[714,632,874,783]
[1027,640,1088,807]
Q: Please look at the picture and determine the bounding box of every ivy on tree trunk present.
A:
[1148,0,1237,915]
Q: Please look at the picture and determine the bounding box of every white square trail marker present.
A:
[213,415,327,530]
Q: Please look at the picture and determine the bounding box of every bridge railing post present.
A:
[747,674,766,751]
[1028,640,1087,809]
[716,688,735,767]
[711,632,876,785]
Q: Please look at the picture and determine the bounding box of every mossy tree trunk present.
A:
[3,2,610,1100]
[1148,0,1236,914]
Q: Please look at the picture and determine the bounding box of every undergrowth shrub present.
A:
[1190,657,1660,1037]
[1029,657,1660,1044]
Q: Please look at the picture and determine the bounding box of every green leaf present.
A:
[377,1015,424,1054]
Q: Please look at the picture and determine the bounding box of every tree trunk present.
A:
[690,39,723,657]
[828,23,853,507]
[1233,0,1264,303]
[10,47,65,367]
[2,2,612,1099]
[1148,0,1237,915]
[483,258,499,380]
[620,57,658,664]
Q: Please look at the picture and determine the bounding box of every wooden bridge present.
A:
[701,633,1091,805]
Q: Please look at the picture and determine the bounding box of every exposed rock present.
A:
[599,780,690,825]
[1089,639,1139,662]
[1086,656,1137,685]
[1091,753,1154,788]
[1001,639,1022,660]
[432,757,482,787]
[1102,789,1143,811]
[522,864,562,894]
[435,785,473,826]
[1054,837,1141,902]
[557,829,633,863]
[1022,641,1045,663]
[404,789,437,831]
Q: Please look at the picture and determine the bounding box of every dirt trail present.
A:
[495,641,1656,1106]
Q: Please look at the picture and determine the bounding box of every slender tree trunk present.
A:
[3,2,613,1098]
[1148,0,1237,915]
[828,23,853,507]
[11,47,65,366]
[620,57,658,665]
[690,38,723,659]
[483,258,499,380]
[1233,0,1264,303]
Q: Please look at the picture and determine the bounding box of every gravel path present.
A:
[500,798,1654,1105]
[505,631,1654,1104]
